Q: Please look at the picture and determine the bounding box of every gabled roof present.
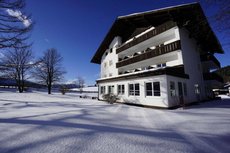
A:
[91,2,224,64]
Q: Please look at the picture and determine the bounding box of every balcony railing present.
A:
[116,21,177,54]
[97,65,189,83]
[200,53,221,68]
[203,73,223,83]
[116,40,181,68]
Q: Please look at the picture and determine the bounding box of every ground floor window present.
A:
[100,86,106,94]
[183,82,187,96]
[108,85,114,94]
[170,81,176,96]
[129,83,140,96]
[118,84,125,95]
[146,82,161,96]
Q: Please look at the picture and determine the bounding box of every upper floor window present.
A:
[129,83,140,96]
[104,62,107,68]
[118,85,125,95]
[105,52,108,56]
[110,48,113,53]
[146,82,161,96]
[157,63,166,68]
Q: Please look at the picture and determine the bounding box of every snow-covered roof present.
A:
[118,2,198,19]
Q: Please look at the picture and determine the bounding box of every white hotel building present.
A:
[91,3,223,108]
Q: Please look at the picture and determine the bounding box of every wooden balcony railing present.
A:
[116,21,177,54]
[203,73,223,83]
[116,40,181,68]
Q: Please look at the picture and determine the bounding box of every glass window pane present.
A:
[154,82,161,96]
[146,83,152,96]
[146,90,152,96]
[135,84,139,90]
[129,84,134,96]
[122,85,125,94]
[183,83,187,96]
[170,81,176,96]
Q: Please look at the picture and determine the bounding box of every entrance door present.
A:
[178,82,184,106]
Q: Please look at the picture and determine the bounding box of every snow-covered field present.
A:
[0,89,229,153]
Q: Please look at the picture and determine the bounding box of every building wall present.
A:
[97,27,210,107]
[179,28,206,102]
[98,75,170,107]
[101,36,122,78]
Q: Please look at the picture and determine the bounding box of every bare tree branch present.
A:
[32,48,66,94]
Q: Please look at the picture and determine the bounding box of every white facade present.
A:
[92,4,223,108]
[96,25,221,108]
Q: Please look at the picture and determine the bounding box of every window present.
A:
[129,83,140,96]
[110,48,113,53]
[194,84,200,94]
[105,52,108,56]
[145,82,161,96]
[104,62,107,68]
[108,85,114,94]
[153,82,161,96]
[118,85,125,95]
[170,81,176,96]
[109,60,113,66]
[100,86,106,94]
[146,83,153,96]
[157,63,166,68]
[183,83,187,96]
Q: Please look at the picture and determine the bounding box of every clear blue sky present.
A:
[25,0,229,85]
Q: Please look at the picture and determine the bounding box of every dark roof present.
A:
[91,2,224,64]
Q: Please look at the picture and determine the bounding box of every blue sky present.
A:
[25,0,229,85]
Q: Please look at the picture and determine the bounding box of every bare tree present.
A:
[76,76,85,93]
[0,0,33,49]
[33,48,65,94]
[0,44,33,92]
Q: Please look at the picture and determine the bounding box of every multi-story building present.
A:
[91,2,223,108]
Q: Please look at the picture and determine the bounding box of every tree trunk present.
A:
[48,84,51,94]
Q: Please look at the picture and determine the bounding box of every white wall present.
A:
[98,75,170,108]
[179,28,206,102]
[101,36,122,78]
[166,75,189,107]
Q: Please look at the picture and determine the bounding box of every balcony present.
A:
[97,65,189,83]
[201,53,220,69]
[116,21,177,54]
[203,73,223,83]
[116,40,181,68]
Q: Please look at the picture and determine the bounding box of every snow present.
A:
[70,86,98,92]
[0,89,229,153]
